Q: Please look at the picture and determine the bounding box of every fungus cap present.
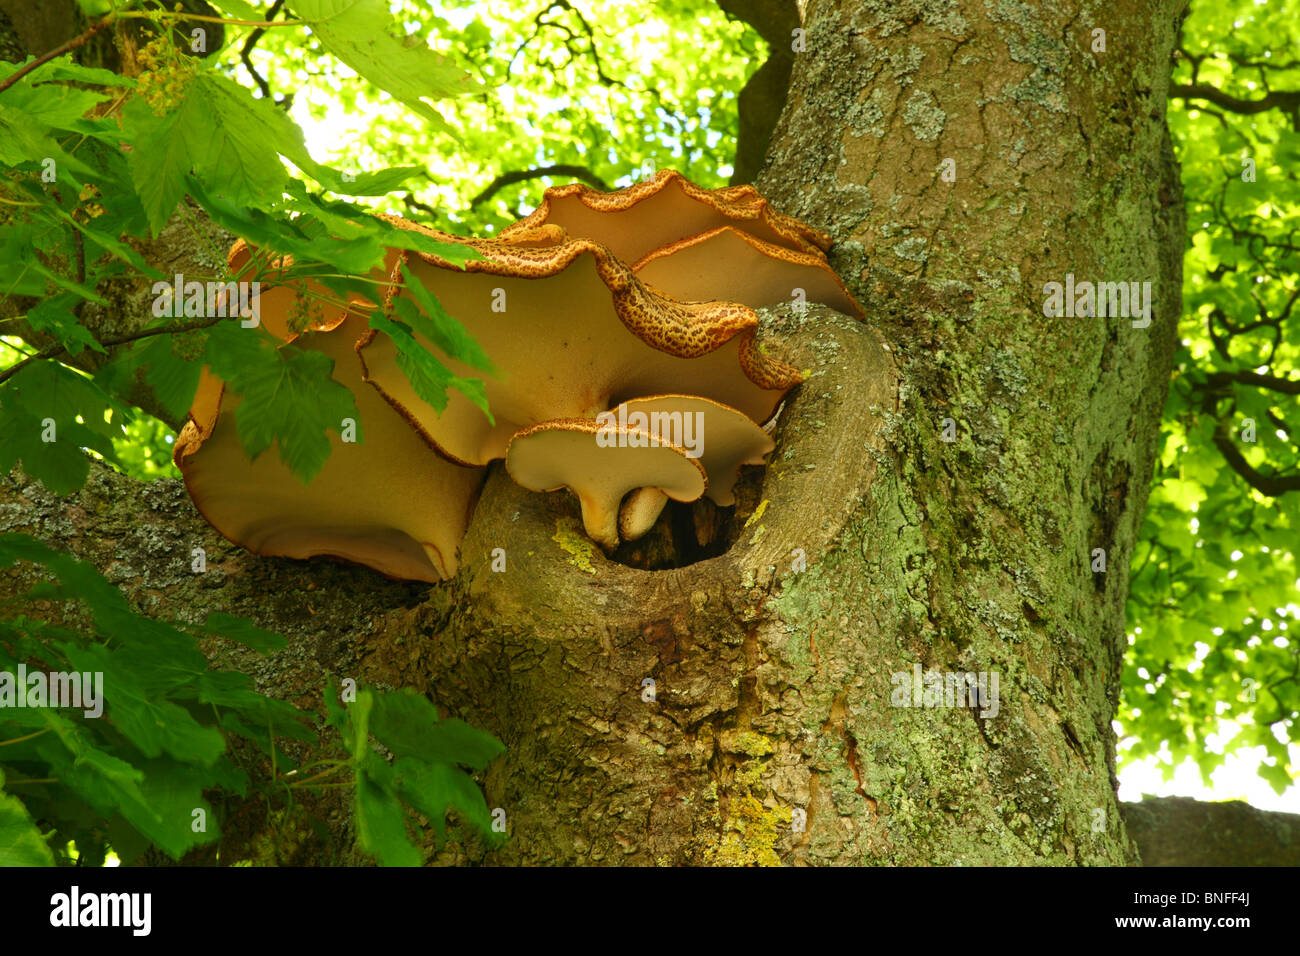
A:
[609,394,776,508]
[633,226,864,319]
[504,418,707,550]
[359,238,800,466]
[499,168,832,262]
[175,302,484,582]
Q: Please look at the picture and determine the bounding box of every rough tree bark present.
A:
[9,0,1275,866]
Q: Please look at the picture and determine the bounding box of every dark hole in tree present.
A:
[608,466,767,570]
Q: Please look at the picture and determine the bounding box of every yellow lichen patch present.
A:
[743,498,769,529]
[699,732,791,867]
[712,792,788,867]
[552,517,600,574]
[721,730,775,757]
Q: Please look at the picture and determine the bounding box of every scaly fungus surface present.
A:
[175,173,861,580]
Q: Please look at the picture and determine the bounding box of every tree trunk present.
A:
[1,0,1194,865]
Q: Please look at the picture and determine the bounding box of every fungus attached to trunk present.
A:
[504,418,707,551]
[175,245,485,583]
[498,168,833,262]
[611,395,776,506]
[176,170,846,580]
[359,235,800,466]
[632,226,863,318]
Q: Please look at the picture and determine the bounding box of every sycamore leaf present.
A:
[233,344,356,483]
[123,96,203,235]
[395,268,493,373]
[198,321,359,482]
[202,612,288,654]
[369,311,492,422]
[187,74,291,209]
[133,334,204,422]
[369,687,504,770]
[355,770,422,866]
[39,56,137,88]
[392,757,497,844]
[0,65,112,129]
[26,295,104,356]
[381,226,482,268]
[286,0,478,128]
[0,773,55,866]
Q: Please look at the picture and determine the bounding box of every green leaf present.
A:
[368,687,441,757]
[40,57,137,89]
[395,267,493,373]
[188,73,291,208]
[0,773,55,866]
[0,361,125,494]
[322,677,353,751]
[26,295,104,356]
[209,0,263,19]
[382,227,481,268]
[123,96,202,235]
[332,165,424,196]
[369,310,492,422]
[285,0,479,127]
[392,757,496,842]
[127,333,204,422]
[0,103,95,177]
[189,179,389,276]
[0,406,102,495]
[206,327,359,484]
[0,67,112,130]
[201,612,288,653]
[422,720,505,771]
[0,534,134,634]
[355,769,421,866]
[1258,759,1293,795]
[370,689,503,769]
[62,644,226,765]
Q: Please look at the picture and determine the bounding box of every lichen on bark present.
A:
[0,0,1200,865]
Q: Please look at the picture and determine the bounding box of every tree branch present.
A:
[1122,796,1300,866]
[0,13,112,94]
[1170,83,1300,118]
[469,164,609,209]
[0,315,225,387]
[239,0,289,107]
[1212,431,1300,496]
[1205,370,1300,395]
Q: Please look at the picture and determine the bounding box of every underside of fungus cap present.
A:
[175,171,833,579]
[632,226,864,319]
[358,239,801,466]
[174,309,486,582]
[610,394,776,507]
[617,486,673,543]
[504,418,707,551]
[498,169,832,265]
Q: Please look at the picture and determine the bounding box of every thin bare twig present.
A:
[470,164,608,208]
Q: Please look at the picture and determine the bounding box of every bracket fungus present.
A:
[174,244,484,583]
[505,419,707,551]
[175,172,861,580]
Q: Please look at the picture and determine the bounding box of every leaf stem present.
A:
[0,315,226,387]
[0,728,51,747]
[0,17,116,96]
[115,11,304,28]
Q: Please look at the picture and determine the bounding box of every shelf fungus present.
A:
[175,172,860,581]
[505,418,707,551]
[602,395,777,543]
